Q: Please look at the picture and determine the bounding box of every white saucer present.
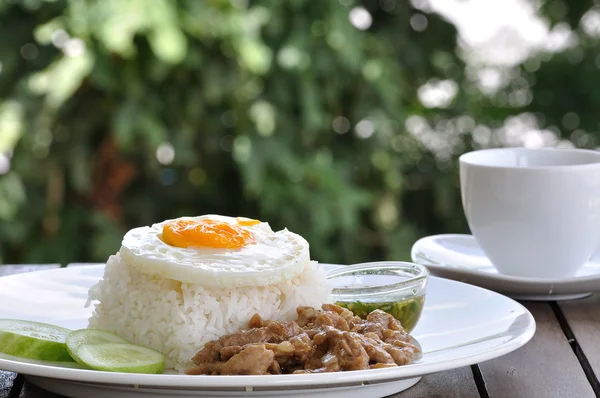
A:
[411,234,600,301]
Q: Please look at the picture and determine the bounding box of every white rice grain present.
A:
[86,253,332,370]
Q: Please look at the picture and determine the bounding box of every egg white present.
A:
[119,215,311,287]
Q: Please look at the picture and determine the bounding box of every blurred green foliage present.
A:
[0,0,598,265]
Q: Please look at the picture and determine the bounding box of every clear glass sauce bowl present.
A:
[326,261,429,333]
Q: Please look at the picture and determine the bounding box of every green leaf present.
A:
[236,39,272,75]
[33,18,64,45]
[148,26,188,64]
[35,52,94,109]
[0,101,24,153]
[113,100,138,149]
[0,173,26,220]
[249,100,276,136]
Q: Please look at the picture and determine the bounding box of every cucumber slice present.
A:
[76,342,165,374]
[0,319,73,362]
[66,329,129,364]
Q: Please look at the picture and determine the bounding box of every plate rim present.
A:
[0,264,536,389]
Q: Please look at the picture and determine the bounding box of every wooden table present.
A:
[1,263,600,398]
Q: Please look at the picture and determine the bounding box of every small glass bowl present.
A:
[326,261,429,333]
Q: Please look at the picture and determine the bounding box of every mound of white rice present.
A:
[86,253,332,370]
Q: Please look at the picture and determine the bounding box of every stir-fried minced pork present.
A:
[185,304,420,375]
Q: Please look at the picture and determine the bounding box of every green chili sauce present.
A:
[335,295,425,332]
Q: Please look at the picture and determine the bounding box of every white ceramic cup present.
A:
[459,147,600,278]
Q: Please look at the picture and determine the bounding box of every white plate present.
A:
[0,264,535,398]
[411,234,600,301]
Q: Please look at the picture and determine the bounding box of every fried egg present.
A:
[119,215,311,287]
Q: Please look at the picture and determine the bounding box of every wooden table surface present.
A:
[1,263,599,398]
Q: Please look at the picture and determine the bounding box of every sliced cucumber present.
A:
[66,329,129,364]
[0,319,73,362]
[76,342,165,374]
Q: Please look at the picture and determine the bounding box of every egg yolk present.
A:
[162,219,255,249]
[236,217,261,226]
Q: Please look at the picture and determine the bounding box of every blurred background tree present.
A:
[0,0,598,265]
